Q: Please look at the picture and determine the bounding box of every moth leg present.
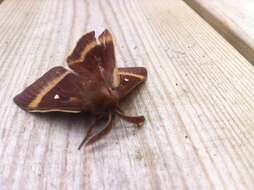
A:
[115,110,145,125]
[83,112,113,147]
[78,116,97,150]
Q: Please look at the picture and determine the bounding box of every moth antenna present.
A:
[115,110,145,125]
[78,117,97,150]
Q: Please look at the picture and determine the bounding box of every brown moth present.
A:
[14,29,147,149]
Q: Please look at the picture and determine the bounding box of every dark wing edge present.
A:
[14,67,84,113]
[116,67,147,99]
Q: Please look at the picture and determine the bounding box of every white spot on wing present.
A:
[124,78,129,82]
[54,94,60,99]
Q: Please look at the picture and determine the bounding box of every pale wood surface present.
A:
[184,0,254,65]
[0,0,254,189]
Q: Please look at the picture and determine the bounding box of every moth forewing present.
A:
[67,31,97,67]
[14,67,86,113]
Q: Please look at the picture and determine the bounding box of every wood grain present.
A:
[184,0,254,65]
[0,0,254,189]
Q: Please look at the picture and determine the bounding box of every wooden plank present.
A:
[184,0,254,65]
[0,0,254,189]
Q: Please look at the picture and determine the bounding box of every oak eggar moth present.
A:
[14,29,147,149]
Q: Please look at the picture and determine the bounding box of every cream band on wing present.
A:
[118,72,145,80]
[28,71,71,108]
[68,41,97,65]
[28,109,81,113]
[69,97,80,101]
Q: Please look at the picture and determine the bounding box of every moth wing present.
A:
[66,31,102,80]
[14,67,87,113]
[67,29,120,88]
[98,29,120,88]
[116,67,147,99]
